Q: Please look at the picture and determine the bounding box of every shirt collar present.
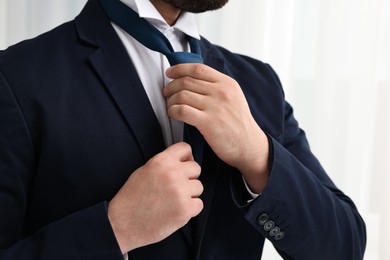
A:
[119,0,201,40]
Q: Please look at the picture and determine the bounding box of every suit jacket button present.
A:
[264,220,275,231]
[274,231,285,241]
[269,227,280,237]
[257,214,269,225]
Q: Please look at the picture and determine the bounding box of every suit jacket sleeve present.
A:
[231,65,366,260]
[0,71,123,260]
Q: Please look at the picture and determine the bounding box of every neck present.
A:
[150,0,182,26]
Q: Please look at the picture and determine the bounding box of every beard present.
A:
[163,0,229,13]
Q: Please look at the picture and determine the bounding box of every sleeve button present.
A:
[263,220,275,231]
[274,231,285,241]
[257,214,269,226]
[269,227,280,237]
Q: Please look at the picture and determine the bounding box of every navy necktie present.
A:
[99,0,205,164]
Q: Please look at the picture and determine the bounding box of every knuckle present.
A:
[228,77,239,87]
[199,199,204,209]
[190,165,201,179]
[192,64,206,77]
[176,141,191,150]
[199,183,204,195]
[182,76,193,86]
[193,199,204,214]
[148,154,164,168]
[192,180,204,197]
[197,180,204,192]
[217,87,234,102]
[177,90,190,103]
[182,142,193,153]
[169,105,188,119]
[193,162,201,173]
[176,105,189,118]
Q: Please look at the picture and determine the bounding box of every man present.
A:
[0,0,366,259]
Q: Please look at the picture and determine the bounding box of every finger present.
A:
[166,89,206,111]
[167,104,205,127]
[189,179,204,198]
[163,76,210,98]
[182,161,201,179]
[164,142,194,162]
[189,198,204,217]
[166,63,225,83]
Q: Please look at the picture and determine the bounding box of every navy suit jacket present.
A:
[0,0,366,259]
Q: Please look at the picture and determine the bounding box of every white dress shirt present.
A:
[109,1,259,257]
[114,0,200,147]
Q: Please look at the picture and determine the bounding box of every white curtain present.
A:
[1,0,389,259]
[0,0,87,48]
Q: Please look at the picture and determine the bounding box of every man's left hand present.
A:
[164,64,270,193]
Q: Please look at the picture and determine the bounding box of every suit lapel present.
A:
[75,0,165,161]
[88,48,166,161]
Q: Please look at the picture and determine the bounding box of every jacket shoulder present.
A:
[1,20,77,61]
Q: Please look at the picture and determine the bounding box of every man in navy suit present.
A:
[0,0,366,259]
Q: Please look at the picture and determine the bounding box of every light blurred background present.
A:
[1,0,389,259]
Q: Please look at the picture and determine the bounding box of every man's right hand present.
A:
[107,142,204,254]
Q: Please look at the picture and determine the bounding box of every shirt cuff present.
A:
[242,175,260,202]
